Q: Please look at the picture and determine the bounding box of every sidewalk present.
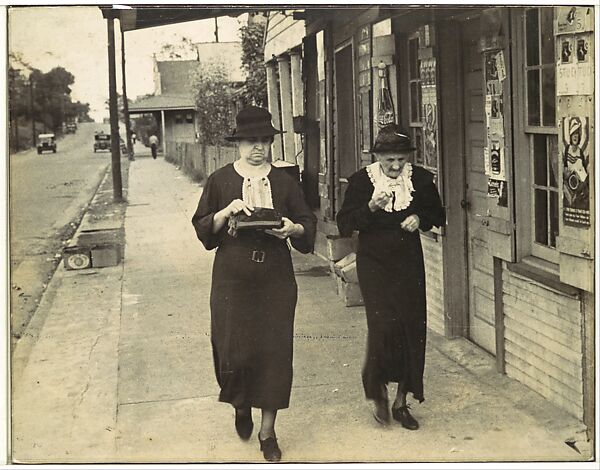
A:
[11,156,590,463]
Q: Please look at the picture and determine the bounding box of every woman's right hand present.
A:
[369,189,392,212]
[224,199,254,218]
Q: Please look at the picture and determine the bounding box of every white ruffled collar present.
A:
[365,162,415,212]
[233,162,274,209]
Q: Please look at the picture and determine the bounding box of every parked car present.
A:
[94,132,111,152]
[37,134,56,154]
[65,122,77,134]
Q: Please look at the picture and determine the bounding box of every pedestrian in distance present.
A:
[336,124,445,430]
[191,106,316,462]
[149,133,159,159]
[131,131,137,145]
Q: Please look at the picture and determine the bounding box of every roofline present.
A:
[129,105,196,113]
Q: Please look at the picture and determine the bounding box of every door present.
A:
[334,43,357,215]
[461,18,496,355]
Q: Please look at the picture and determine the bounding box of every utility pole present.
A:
[105,10,123,202]
[121,27,134,160]
[214,17,219,42]
[30,78,36,147]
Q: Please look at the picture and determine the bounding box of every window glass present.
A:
[527,70,540,126]
[549,191,558,247]
[548,136,558,187]
[533,134,547,186]
[540,8,554,64]
[534,189,548,245]
[542,68,555,126]
[526,9,540,66]
[409,38,418,79]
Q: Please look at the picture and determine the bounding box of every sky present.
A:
[8,6,245,121]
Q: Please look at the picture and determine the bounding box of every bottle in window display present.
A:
[377,62,396,128]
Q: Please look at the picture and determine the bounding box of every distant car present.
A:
[37,134,57,154]
[94,132,111,152]
[65,122,77,134]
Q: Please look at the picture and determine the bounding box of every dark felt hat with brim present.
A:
[370,123,416,153]
[225,106,285,142]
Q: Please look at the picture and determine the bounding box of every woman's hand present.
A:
[265,217,304,239]
[401,214,420,232]
[224,199,254,218]
[369,188,392,212]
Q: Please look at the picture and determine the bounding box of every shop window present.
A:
[185,113,193,124]
[525,7,558,262]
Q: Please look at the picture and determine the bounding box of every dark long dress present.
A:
[192,163,316,410]
[336,165,444,403]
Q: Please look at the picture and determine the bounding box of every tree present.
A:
[239,21,268,107]
[190,61,234,145]
[158,36,198,60]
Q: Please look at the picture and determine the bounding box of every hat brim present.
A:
[225,130,285,142]
[370,145,417,153]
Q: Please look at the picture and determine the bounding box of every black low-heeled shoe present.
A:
[372,399,391,426]
[392,404,419,430]
[258,434,282,462]
[235,408,253,440]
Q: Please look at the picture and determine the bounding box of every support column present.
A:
[277,55,295,164]
[161,110,166,156]
[266,61,283,161]
[290,50,304,170]
[121,27,134,160]
[105,12,122,202]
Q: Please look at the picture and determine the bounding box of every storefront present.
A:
[295,5,594,439]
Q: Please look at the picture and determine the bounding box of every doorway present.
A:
[461,17,496,355]
[333,42,357,215]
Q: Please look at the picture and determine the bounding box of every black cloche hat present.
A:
[225,106,285,142]
[370,123,416,153]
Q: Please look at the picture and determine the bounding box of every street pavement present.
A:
[10,151,590,464]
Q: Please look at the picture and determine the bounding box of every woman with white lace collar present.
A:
[336,124,445,431]
[192,106,316,462]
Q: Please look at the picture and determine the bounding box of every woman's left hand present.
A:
[401,214,420,232]
[265,217,304,239]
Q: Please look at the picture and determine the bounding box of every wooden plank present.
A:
[504,316,582,362]
[503,269,582,307]
[505,338,582,390]
[503,292,582,334]
[505,363,584,420]
[505,329,582,379]
[493,257,505,373]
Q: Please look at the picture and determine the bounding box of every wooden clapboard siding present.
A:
[264,11,305,58]
[503,268,584,419]
[422,235,444,336]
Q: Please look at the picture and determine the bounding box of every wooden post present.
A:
[161,109,166,156]
[266,61,283,161]
[121,27,134,160]
[290,50,304,169]
[106,13,123,202]
[277,55,296,163]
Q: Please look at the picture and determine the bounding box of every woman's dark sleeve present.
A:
[286,178,317,254]
[336,172,375,238]
[191,173,222,250]
[413,172,445,232]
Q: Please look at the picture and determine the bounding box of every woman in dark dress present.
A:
[336,124,444,430]
[191,106,316,461]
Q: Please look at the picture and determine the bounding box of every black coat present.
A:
[336,164,444,402]
[192,163,316,410]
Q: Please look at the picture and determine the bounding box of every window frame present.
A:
[521,7,560,265]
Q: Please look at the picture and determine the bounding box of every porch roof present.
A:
[129,94,195,114]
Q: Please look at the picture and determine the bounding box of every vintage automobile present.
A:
[37,134,57,154]
[65,122,77,134]
[94,131,111,152]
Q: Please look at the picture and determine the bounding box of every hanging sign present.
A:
[562,115,591,227]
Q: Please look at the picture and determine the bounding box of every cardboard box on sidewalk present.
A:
[91,245,121,267]
[63,246,92,270]
[333,252,356,277]
[326,235,357,262]
[340,279,364,307]
[340,260,359,284]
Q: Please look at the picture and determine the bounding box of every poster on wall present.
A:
[562,115,591,226]
[557,34,593,96]
[484,51,502,95]
[420,56,439,171]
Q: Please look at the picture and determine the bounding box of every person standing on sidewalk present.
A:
[336,124,444,430]
[149,133,159,159]
[191,106,316,462]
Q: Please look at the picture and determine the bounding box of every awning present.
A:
[101,6,268,32]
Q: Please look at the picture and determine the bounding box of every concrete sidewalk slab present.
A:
[10,157,590,464]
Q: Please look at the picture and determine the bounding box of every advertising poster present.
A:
[562,116,591,226]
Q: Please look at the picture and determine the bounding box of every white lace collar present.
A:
[233,162,274,209]
[365,162,415,212]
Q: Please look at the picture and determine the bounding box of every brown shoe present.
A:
[258,434,282,462]
[372,399,390,426]
[392,404,419,430]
